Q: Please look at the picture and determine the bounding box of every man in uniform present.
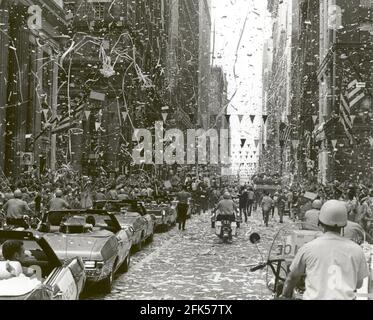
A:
[281,200,369,300]
[302,200,323,231]
[3,190,33,228]
[48,189,70,211]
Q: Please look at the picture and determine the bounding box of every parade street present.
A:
[85,211,283,300]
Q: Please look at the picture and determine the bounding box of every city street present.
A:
[0,0,372,304]
[85,211,285,300]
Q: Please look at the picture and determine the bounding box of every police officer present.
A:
[3,190,32,228]
[302,200,323,231]
[48,189,70,211]
[281,200,369,300]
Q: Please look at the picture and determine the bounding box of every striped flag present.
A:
[279,122,292,143]
[347,79,365,110]
[52,104,84,133]
[339,93,353,143]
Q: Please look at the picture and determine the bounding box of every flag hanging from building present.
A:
[347,79,365,110]
[279,122,292,145]
[339,93,353,143]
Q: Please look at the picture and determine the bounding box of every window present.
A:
[92,3,105,20]
[361,0,373,8]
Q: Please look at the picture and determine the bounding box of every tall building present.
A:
[262,0,294,181]
[316,0,373,184]
[0,0,67,178]
[198,0,212,130]
[263,0,373,185]
[289,0,320,185]
[59,0,171,176]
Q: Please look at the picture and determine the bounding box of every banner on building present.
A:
[89,90,106,101]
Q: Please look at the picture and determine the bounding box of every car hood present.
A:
[43,231,114,261]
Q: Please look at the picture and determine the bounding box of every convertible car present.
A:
[143,200,177,231]
[38,209,132,293]
[0,230,85,300]
[93,200,155,251]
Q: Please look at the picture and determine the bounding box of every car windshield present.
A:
[46,211,117,234]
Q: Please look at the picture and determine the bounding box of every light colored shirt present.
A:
[290,232,369,300]
[248,191,255,200]
[49,197,70,211]
[3,199,31,219]
[216,199,237,215]
[261,196,273,211]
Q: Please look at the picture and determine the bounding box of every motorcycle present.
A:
[247,222,321,299]
[248,221,373,300]
[215,213,238,243]
[248,232,304,299]
[211,209,241,228]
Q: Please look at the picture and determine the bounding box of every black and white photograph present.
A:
[0,0,372,307]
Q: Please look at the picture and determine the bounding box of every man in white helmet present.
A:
[301,200,323,231]
[3,190,32,228]
[282,200,369,300]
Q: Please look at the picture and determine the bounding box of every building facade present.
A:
[0,0,67,179]
[317,0,373,184]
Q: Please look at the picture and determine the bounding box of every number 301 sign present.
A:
[27,5,42,30]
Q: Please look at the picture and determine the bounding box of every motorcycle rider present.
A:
[215,192,237,223]
[3,190,33,228]
[281,200,369,300]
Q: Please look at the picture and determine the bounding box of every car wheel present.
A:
[136,240,142,251]
[101,271,114,294]
[119,254,131,273]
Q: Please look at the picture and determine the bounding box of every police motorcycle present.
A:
[212,209,240,243]
[248,226,309,299]
[248,218,373,300]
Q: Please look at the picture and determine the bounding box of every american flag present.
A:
[346,79,365,110]
[279,122,292,143]
[339,93,354,143]
[51,103,85,134]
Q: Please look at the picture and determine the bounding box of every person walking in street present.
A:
[247,187,255,217]
[239,186,249,223]
[261,191,273,227]
[176,186,191,231]
[277,190,286,223]
[281,200,369,300]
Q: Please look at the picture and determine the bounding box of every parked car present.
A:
[93,200,156,251]
[38,209,132,293]
[0,230,85,300]
[144,200,177,231]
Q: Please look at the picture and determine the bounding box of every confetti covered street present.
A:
[85,210,291,300]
